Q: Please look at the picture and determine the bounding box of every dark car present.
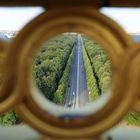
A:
[67,103,72,107]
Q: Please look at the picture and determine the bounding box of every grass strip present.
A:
[54,46,76,104]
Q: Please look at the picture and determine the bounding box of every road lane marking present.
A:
[75,35,80,108]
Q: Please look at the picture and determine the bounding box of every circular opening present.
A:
[13,9,134,137]
[31,33,112,119]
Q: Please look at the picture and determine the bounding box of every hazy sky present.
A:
[0,7,44,30]
[0,7,140,33]
[101,8,140,33]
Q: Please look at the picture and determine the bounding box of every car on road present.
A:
[73,92,75,96]
[67,103,72,107]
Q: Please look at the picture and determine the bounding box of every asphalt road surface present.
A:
[64,35,89,109]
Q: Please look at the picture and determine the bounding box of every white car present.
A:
[73,92,75,96]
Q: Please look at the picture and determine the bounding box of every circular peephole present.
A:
[14,8,135,137]
[31,33,112,118]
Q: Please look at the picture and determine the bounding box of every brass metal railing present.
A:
[0,0,140,139]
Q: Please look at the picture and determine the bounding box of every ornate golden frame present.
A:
[0,3,140,139]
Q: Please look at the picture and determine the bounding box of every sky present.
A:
[0,7,44,31]
[0,7,140,33]
[101,8,140,33]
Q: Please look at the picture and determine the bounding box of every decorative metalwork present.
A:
[0,1,140,139]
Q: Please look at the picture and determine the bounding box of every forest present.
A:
[33,34,77,102]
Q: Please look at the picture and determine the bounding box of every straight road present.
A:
[64,35,89,108]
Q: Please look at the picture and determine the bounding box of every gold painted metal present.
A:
[0,41,7,69]
[126,45,140,114]
[0,41,6,88]
[0,38,26,113]
[3,7,135,138]
[133,99,140,114]
[0,41,19,113]
[0,1,139,139]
